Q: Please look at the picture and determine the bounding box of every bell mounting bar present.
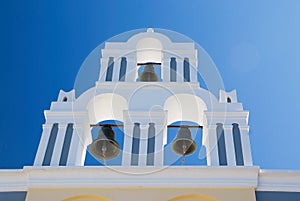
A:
[90,124,202,128]
[137,62,161,66]
[90,124,123,128]
[168,125,203,128]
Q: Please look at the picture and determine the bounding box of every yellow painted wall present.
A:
[25,187,256,201]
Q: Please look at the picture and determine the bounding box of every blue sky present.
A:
[1,0,300,170]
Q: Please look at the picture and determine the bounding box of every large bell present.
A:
[172,126,196,156]
[90,126,120,161]
[139,64,158,82]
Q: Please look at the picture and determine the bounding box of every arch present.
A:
[87,93,128,124]
[62,194,112,201]
[164,94,207,126]
[227,97,231,103]
[168,194,219,201]
[136,37,163,64]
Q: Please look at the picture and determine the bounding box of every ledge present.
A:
[0,166,259,191]
[0,169,27,191]
[257,170,300,192]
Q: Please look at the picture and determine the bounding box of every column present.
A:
[154,124,165,166]
[177,59,184,82]
[66,124,85,166]
[138,125,148,166]
[121,124,133,166]
[223,125,236,166]
[203,125,219,166]
[162,56,170,82]
[99,58,108,82]
[112,59,121,82]
[125,58,137,82]
[189,58,198,82]
[50,124,67,166]
[34,124,52,166]
[240,126,253,166]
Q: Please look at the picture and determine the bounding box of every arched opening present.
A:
[119,57,127,81]
[136,63,162,82]
[227,97,231,103]
[232,123,244,165]
[216,123,227,166]
[170,57,177,82]
[63,96,68,102]
[62,194,112,201]
[168,194,219,201]
[85,120,124,166]
[164,121,206,166]
[183,58,190,82]
[105,57,114,81]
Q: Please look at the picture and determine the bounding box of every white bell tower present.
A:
[34,28,253,168]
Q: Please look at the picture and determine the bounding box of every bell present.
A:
[139,64,158,82]
[90,126,120,161]
[172,126,196,156]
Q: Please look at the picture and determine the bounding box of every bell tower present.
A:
[34,28,253,168]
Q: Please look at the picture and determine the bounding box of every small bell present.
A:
[139,64,158,82]
[90,126,120,163]
[172,126,196,165]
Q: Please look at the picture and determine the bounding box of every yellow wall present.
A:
[25,187,256,201]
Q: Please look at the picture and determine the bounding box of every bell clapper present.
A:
[102,142,107,166]
[181,155,185,166]
[182,142,187,166]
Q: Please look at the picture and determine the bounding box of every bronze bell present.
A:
[90,126,120,161]
[172,126,196,156]
[139,64,158,82]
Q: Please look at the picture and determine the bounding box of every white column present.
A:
[154,125,165,166]
[34,124,52,166]
[223,125,236,166]
[50,124,68,166]
[162,56,170,82]
[240,126,253,166]
[125,58,137,82]
[67,125,86,166]
[203,125,219,166]
[177,59,184,82]
[99,58,108,82]
[74,126,87,166]
[189,58,198,83]
[122,125,133,166]
[112,59,121,82]
[138,126,148,166]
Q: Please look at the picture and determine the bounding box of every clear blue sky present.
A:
[1,0,300,170]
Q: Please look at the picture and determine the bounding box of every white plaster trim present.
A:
[257,170,300,192]
[0,166,259,191]
[3,167,300,192]
[0,170,27,191]
[95,81,200,89]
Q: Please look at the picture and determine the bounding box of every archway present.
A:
[85,119,124,166]
[164,121,207,166]
[86,93,128,124]
[62,194,112,201]
[168,194,219,201]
